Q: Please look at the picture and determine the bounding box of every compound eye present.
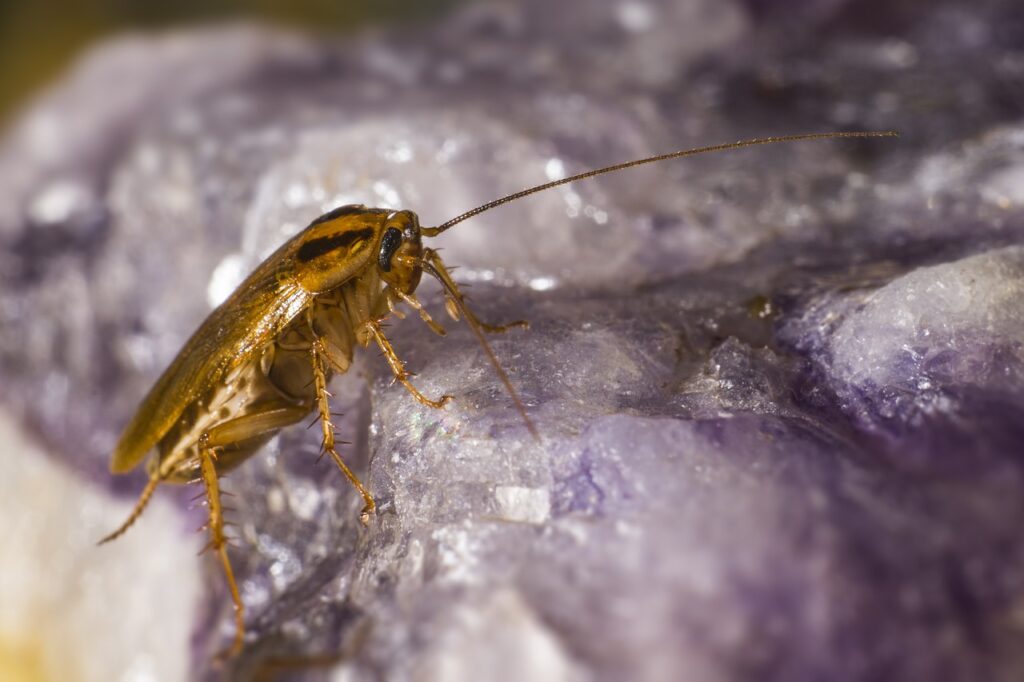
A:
[378,227,403,272]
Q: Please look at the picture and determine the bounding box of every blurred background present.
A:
[0,0,460,123]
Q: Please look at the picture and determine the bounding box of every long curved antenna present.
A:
[422,257,540,441]
[422,130,897,236]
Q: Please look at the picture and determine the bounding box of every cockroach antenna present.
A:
[422,130,898,236]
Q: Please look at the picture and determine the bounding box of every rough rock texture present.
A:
[2,1,1024,680]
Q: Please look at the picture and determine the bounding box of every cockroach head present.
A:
[378,209,424,294]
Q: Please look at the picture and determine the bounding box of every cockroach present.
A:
[100,130,896,656]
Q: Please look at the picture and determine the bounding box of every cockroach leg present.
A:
[363,320,453,409]
[393,289,447,336]
[385,293,407,320]
[422,249,529,333]
[310,340,376,524]
[421,249,539,440]
[198,433,245,658]
[97,473,161,545]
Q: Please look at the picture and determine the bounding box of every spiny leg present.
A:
[385,293,406,320]
[191,402,312,656]
[197,434,245,658]
[310,340,376,524]
[363,320,452,409]
[393,289,447,337]
[97,473,160,545]
[421,248,529,333]
[420,248,539,440]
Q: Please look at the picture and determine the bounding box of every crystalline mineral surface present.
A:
[1,1,1023,681]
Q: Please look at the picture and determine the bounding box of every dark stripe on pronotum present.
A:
[308,204,367,227]
[296,228,374,262]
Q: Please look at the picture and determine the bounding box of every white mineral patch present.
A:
[27,179,91,225]
[430,525,484,587]
[829,245,1024,388]
[494,486,551,524]
[410,589,584,682]
[0,412,201,682]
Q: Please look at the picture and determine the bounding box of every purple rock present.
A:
[1,1,1023,680]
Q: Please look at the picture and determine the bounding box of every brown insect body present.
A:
[101,131,897,658]
[102,206,473,657]
[113,206,427,485]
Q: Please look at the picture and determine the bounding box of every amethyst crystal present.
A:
[2,1,1023,680]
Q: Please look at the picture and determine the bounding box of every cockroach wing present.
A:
[111,209,387,473]
[110,264,311,472]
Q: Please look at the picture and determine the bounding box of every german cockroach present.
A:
[100,130,896,656]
